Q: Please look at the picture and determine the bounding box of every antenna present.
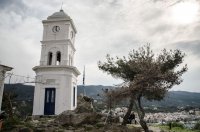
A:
[83,66,86,96]
[60,2,63,10]
[83,66,85,85]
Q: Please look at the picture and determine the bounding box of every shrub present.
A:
[194,122,200,130]
[2,117,21,131]
[168,122,184,129]
[95,122,104,128]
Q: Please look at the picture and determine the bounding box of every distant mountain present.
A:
[3,84,200,108]
[78,85,200,108]
[142,91,200,107]
[77,85,112,98]
[4,83,34,101]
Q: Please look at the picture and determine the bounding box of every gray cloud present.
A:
[141,8,164,22]
[152,24,173,35]
[0,0,200,92]
[174,40,200,57]
[0,0,27,15]
[173,66,200,92]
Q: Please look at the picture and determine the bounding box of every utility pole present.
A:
[83,66,86,96]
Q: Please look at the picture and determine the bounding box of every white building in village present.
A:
[0,64,13,112]
[32,9,80,115]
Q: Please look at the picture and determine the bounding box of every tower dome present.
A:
[47,9,71,20]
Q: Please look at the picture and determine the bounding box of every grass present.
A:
[159,125,200,132]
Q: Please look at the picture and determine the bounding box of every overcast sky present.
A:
[0,0,200,92]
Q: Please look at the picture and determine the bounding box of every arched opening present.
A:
[48,52,53,65]
[56,51,61,65]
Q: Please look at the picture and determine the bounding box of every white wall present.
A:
[0,65,12,112]
[32,66,78,115]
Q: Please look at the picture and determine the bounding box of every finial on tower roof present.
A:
[60,2,63,11]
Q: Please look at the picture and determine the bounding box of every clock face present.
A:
[52,26,60,33]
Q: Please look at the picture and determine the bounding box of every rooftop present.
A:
[47,9,71,20]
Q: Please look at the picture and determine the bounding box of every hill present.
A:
[4,83,34,101]
[3,84,200,108]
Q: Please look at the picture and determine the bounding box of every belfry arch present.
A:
[56,51,61,65]
[48,52,53,65]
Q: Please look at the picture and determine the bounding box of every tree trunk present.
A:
[134,96,149,132]
[122,98,134,125]
[139,118,149,132]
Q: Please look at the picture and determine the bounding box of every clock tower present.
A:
[32,9,80,115]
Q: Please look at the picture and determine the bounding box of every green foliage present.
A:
[171,127,191,132]
[194,122,200,130]
[95,122,104,128]
[159,124,200,132]
[2,116,21,131]
[98,44,187,101]
[168,122,185,129]
[3,84,34,119]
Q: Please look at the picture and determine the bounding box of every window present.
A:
[46,91,49,103]
[73,87,76,107]
[48,52,53,65]
[56,51,61,65]
[51,90,54,102]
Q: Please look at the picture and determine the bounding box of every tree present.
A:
[98,44,187,132]
[2,91,17,121]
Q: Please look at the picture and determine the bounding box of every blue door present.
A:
[44,88,55,115]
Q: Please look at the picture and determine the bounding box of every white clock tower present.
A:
[32,9,80,115]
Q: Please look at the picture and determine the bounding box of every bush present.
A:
[95,122,104,128]
[194,122,200,130]
[2,117,21,131]
[168,122,184,129]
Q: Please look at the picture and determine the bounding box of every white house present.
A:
[0,64,13,112]
[32,9,80,116]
